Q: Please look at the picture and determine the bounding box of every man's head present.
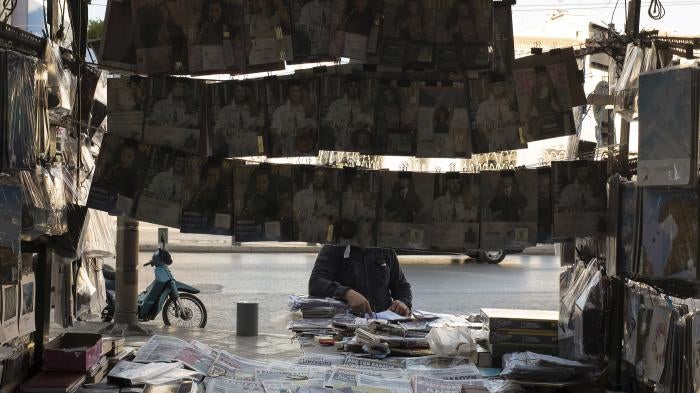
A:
[353,0,368,12]
[503,177,514,190]
[173,155,186,174]
[398,173,411,190]
[447,176,461,196]
[203,162,222,187]
[171,81,186,99]
[288,83,303,104]
[575,166,589,183]
[491,81,506,98]
[351,173,365,192]
[208,1,223,20]
[312,168,326,189]
[535,67,551,89]
[119,145,137,169]
[382,87,396,104]
[346,77,362,99]
[434,106,450,125]
[255,172,271,194]
[234,85,248,104]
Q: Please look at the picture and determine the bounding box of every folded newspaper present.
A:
[133,336,189,363]
[288,295,348,312]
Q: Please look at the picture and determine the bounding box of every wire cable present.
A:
[649,0,666,19]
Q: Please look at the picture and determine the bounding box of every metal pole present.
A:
[100,217,150,336]
[619,0,642,177]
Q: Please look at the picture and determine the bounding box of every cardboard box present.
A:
[44,333,103,373]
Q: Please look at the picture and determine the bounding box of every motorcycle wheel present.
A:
[162,293,208,328]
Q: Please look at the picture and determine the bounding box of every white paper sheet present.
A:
[18,272,35,336]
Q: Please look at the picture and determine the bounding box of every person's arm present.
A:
[308,245,349,299]
[387,249,412,311]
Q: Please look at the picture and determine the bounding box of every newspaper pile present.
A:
[500,352,599,382]
[119,335,525,393]
[288,295,349,318]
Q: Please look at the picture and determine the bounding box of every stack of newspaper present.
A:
[288,295,349,319]
[500,352,599,382]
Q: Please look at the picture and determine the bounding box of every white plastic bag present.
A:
[76,264,97,297]
[425,326,476,357]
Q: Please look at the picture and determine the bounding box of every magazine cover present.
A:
[320,74,376,153]
[134,147,187,228]
[290,0,334,62]
[639,188,697,280]
[433,0,492,70]
[99,0,138,71]
[210,80,266,158]
[416,84,471,158]
[431,172,480,251]
[132,0,191,74]
[480,170,538,250]
[180,157,235,235]
[468,74,525,154]
[328,0,383,62]
[338,169,379,247]
[552,160,607,239]
[373,80,419,156]
[513,48,585,143]
[266,78,320,157]
[187,0,246,73]
[87,135,149,217]
[0,183,22,283]
[107,76,147,140]
[379,0,436,67]
[493,2,515,75]
[243,0,293,70]
[378,171,434,250]
[143,77,205,155]
[233,164,293,242]
[292,166,341,244]
[637,67,697,187]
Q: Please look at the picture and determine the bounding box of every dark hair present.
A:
[200,160,223,180]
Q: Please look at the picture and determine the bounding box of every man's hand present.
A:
[344,289,372,316]
[388,300,410,317]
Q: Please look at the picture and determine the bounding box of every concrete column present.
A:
[100,217,150,336]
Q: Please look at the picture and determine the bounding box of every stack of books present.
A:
[480,308,559,359]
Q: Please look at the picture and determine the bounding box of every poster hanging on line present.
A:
[180,157,235,235]
[143,77,205,155]
[433,0,493,70]
[210,80,266,158]
[379,0,436,67]
[243,0,293,70]
[132,0,190,74]
[373,80,419,156]
[552,160,608,239]
[107,76,147,141]
[329,0,383,62]
[290,0,334,62]
[431,172,480,251]
[87,134,149,217]
[479,170,538,250]
[320,74,376,154]
[512,48,585,143]
[266,78,320,158]
[187,0,246,73]
[468,74,525,154]
[291,166,341,244]
[416,84,471,158]
[233,164,293,242]
[338,169,379,247]
[134,147,187,229]
[378,171,434,250]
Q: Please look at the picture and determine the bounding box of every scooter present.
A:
[102,244,208,328]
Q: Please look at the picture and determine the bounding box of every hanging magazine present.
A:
[187,0,246,73]
[143,77,205,155]
[180,157,234,235]
[320,74,376,154]
[552,160,607,239]
[291,166,341,244]
[480,170,538,250]
[329,0,383,62]
[338,169,379,247]
[378,171,434,250]
[209,80,266,158]
[431,172,480,251]
[243,0,293,71]
[379,0,435,67]
[233,164,293,242]
[433,0,493,70]
[266,77,320,157]
[107,75,147,140]
[513,48,585,143]
[290,0,335,62]
[135,147,187,228]
[416,84,471,158]
[373,80,419,156]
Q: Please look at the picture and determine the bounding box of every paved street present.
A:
[132,253,562,334]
